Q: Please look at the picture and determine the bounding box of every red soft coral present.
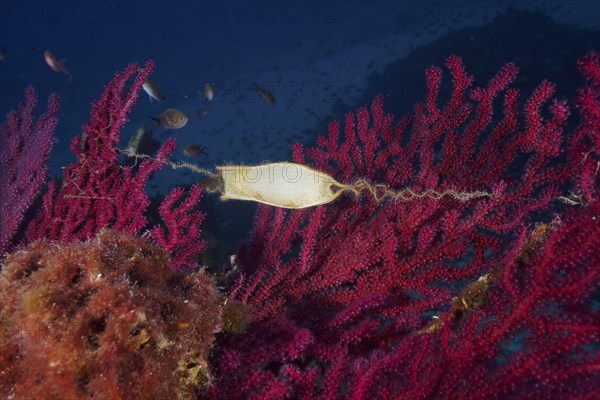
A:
[209,54,600,399]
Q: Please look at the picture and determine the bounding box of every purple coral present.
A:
[0,87,59,254]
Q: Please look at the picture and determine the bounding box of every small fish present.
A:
[250,83,276,106]
[127,127,147,152]
[150,109,189,129]
[199,174,223,193]
[44,50,72,83]
[0,45,10,61]
[80,131,88,150]
[142,79,165,103]
[182,143,208,157]
[196,108,209,118]
[204,83,215,101]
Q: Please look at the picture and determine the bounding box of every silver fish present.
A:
[142,79,165,103]
[204,83,215,101]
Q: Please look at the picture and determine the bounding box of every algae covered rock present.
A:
[0,230,221,399]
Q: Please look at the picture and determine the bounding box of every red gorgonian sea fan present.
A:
[208,54,600,399]
[24,61,205,270]
[25,61,168,243]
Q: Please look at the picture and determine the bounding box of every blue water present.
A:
[1,1,596,178]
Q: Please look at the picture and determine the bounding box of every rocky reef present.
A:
[0,230,222,399]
